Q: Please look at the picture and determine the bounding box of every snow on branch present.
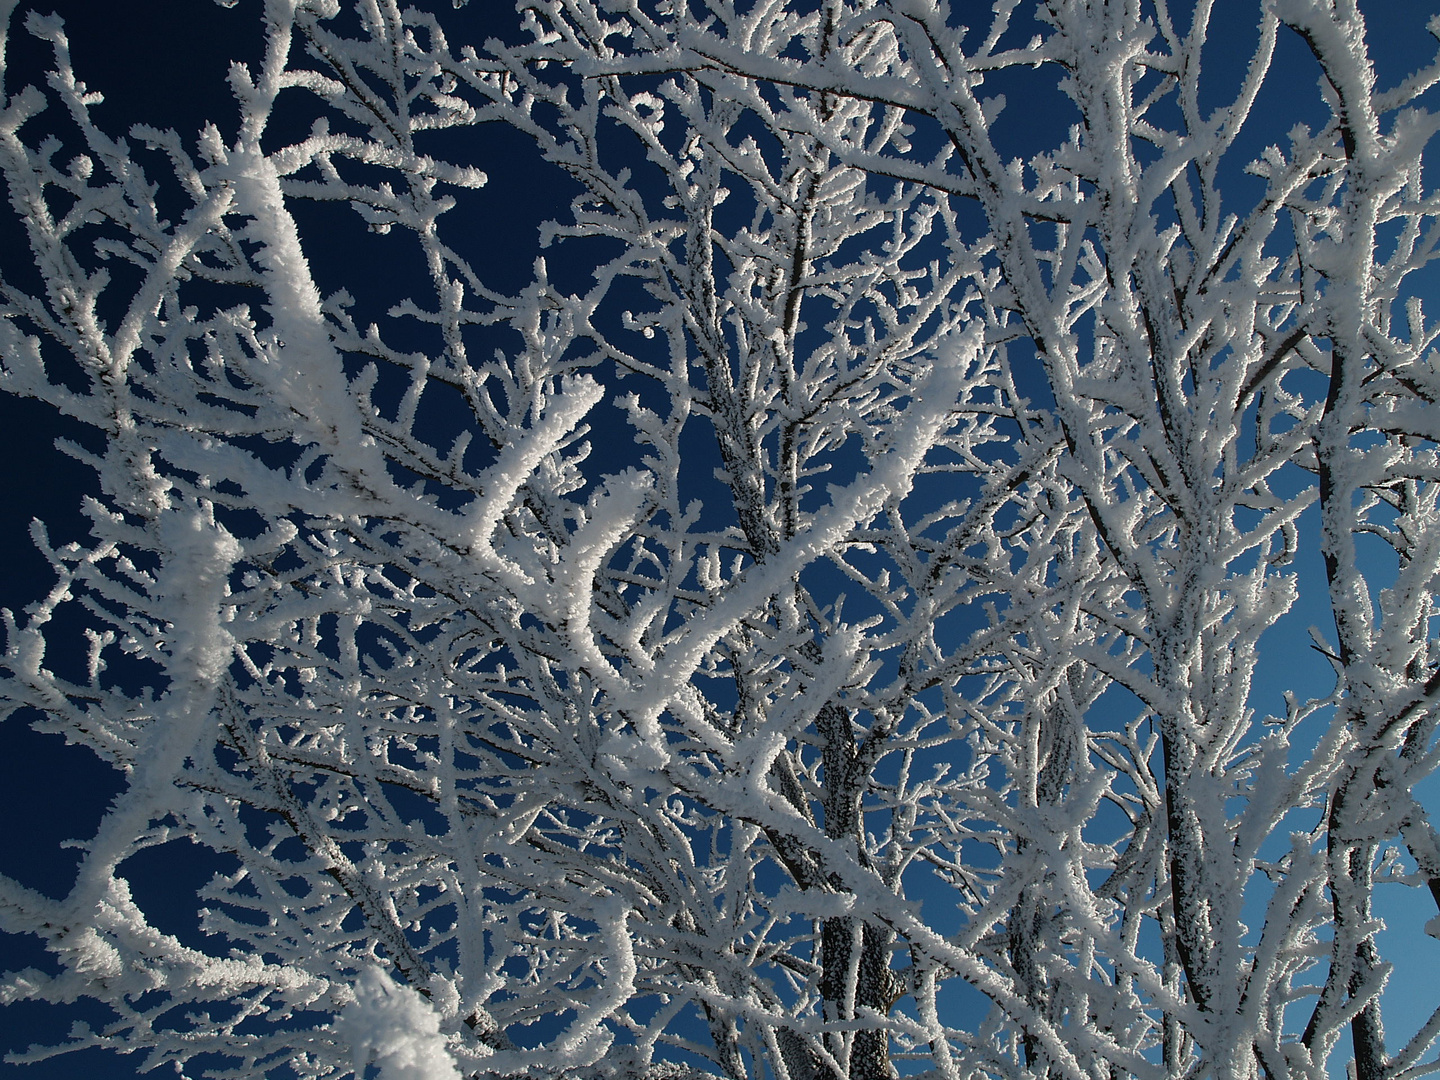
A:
[0,1,1438,1079]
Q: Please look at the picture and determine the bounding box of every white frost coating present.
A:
[154,507,243,688]
[66,505,240,903]
[464,375,608,559]
[598,728,671,786]
[2,2,1439,1079]
[545,898,634,1068]
[618,331,977,736]
[775,885,856,920]
[338,969,463,1080]
[223,145,452,538]
[551,467,656,740]
[225,144,360,446]
[59,925,124,980]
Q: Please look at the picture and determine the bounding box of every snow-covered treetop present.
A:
[0,1,1439,1079]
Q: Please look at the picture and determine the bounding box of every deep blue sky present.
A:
[1,1,1439,1078]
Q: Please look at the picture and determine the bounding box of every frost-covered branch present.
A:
[0,2,1437,1080]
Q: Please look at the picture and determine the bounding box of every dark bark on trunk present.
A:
[1160,727,1217,1015]
[778,1026,840,1080]
[814,698,898,1080]
[1302,775,1388,1080]
[1007,883,1048,1072]
[1332,782,1387,1080]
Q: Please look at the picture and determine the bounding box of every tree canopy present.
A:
[1,2,1440,1080]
